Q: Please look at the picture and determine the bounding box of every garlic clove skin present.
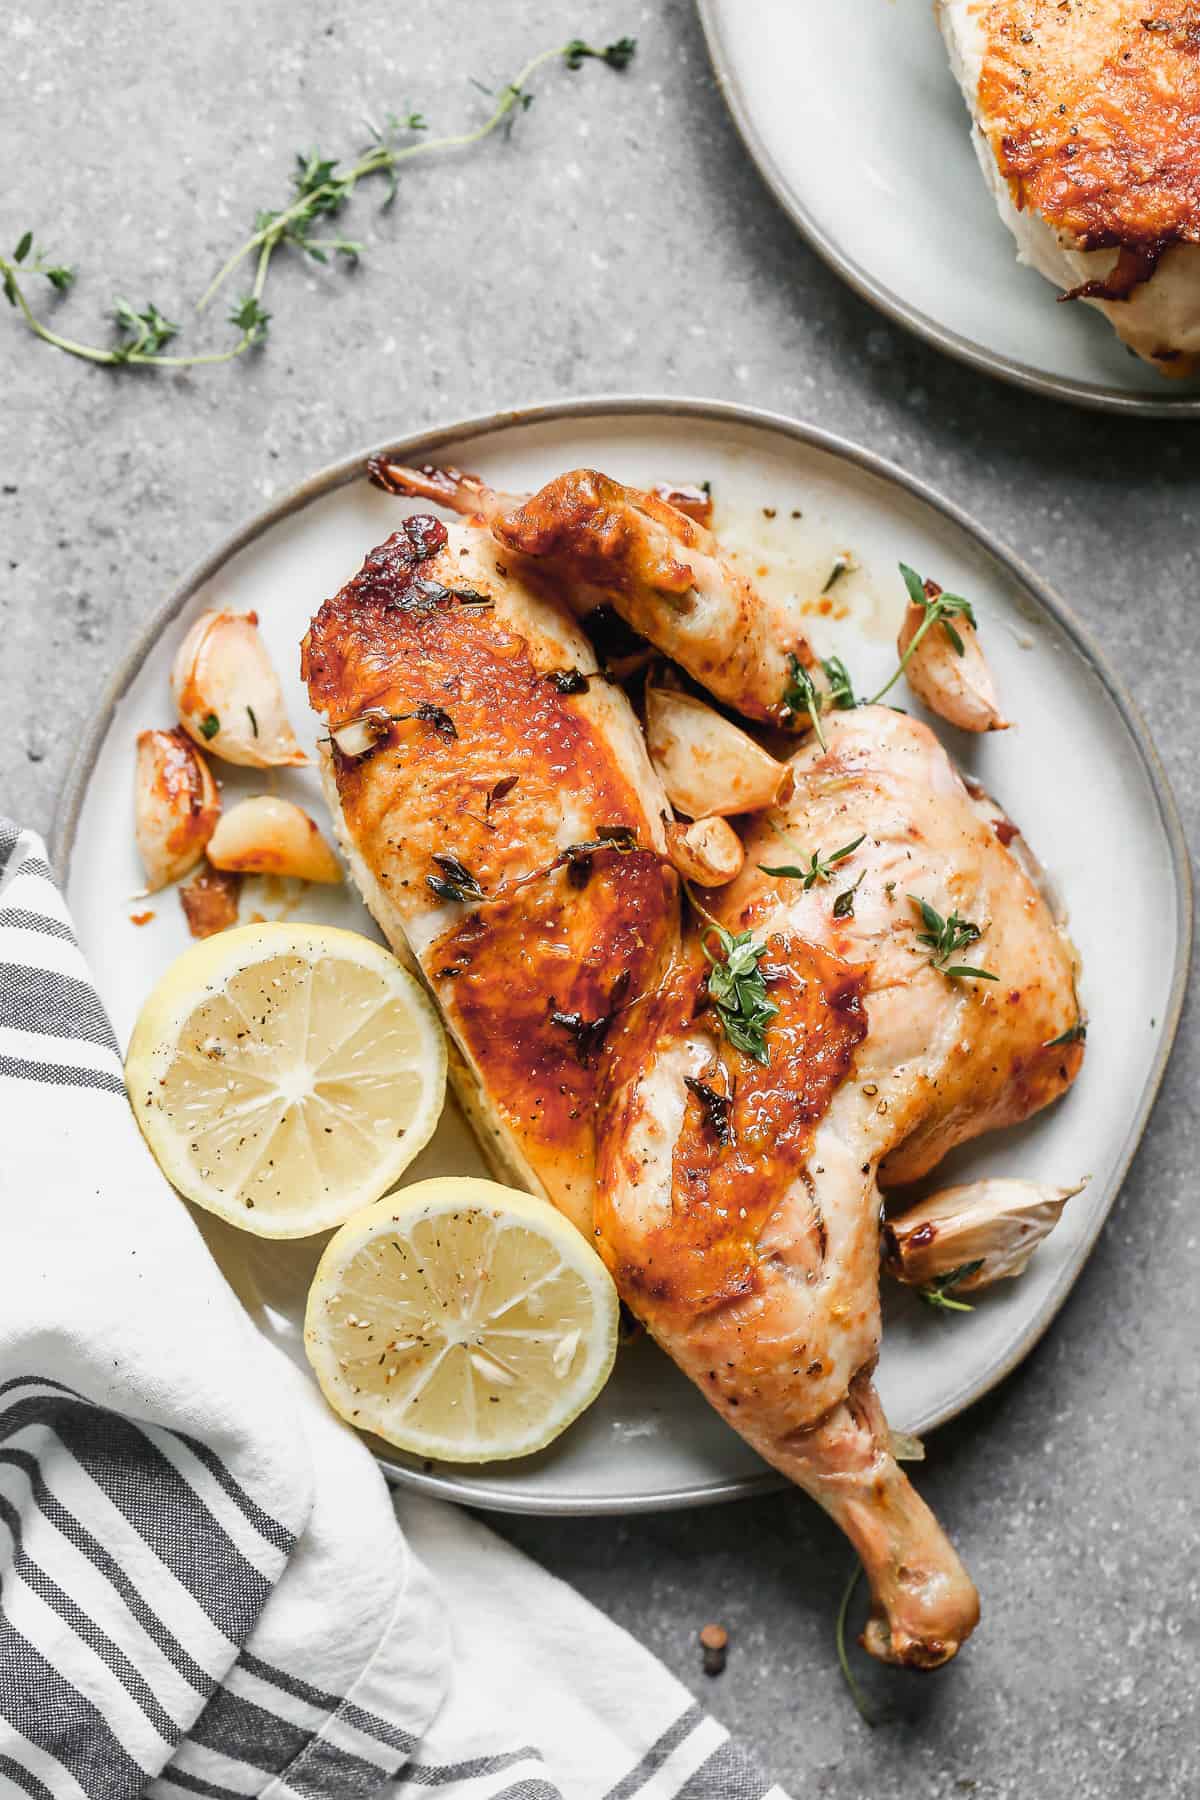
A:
[134,728,221,891]
[180,865,242,939]
[172,610,308,768]
[646,685,791,819]
[883,1178,1084,1292]
[665,815,745,886]
[206,797,342,884]
[898,603,1009,733]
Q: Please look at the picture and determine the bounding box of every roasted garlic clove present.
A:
[206,797,342,884]
[172,610,308,767]
[134,727,221,891]
[665,815,745,886]
[898,602,1009,733]
[883,1178,1084,1292]
[646,685,791,819]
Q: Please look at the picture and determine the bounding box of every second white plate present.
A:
[55,398,1190,1512]
[699,0,1200,415]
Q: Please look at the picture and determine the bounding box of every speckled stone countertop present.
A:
[3,4,1196,1794]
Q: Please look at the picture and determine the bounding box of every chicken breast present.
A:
[301,511,678,1238]
[937,0,1200,373]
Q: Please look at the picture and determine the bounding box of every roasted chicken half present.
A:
[303,477,1083,1669]
[938,0,1200,373]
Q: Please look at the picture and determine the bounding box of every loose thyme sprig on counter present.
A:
[0,36,635,373]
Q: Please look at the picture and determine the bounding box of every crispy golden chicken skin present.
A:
[939,0,1200,370]
[303,489,1085,1671]
[302,512,678,1237]
[978,0,1200,255]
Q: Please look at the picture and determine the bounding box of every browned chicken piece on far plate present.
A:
[302,482,1084,1670]
[938,0,1200,374]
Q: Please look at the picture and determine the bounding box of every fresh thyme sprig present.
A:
[822,655,858,711]
[759,834,865,891]
[918,1260,984,1312]
[866,565,977,706]
[832,871,865,919]
[700,924,778,1065]
[0,37,635,373]
[910,896,998,982]
[781,654,827,749]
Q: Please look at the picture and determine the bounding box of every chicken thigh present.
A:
[598,704,1082,1663]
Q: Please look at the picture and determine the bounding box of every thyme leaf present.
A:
[485,774,519,813]
[414,700,457,740]
[821,655,858,711]
[701,925,778,1065]
[781,653,827,749]
[760,834,865,891]
[427,853,485,904]
[565,36,638,69]
[832,871,865,919]
[1044,1021,1087,1048]
[918,1260,984,1313]
[909,896,997,982]
[823,554,853,592]
[550,1008,612,1063]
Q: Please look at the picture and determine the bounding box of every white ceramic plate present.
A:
[699,0,1200,416]
[54,399,1190,1513]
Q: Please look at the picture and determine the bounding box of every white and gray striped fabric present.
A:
[0,821,790,1800]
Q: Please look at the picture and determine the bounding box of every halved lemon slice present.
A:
[126,923,446,1237]
[304,1177,619,1461]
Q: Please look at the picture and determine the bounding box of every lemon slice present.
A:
[304,1177,619,1461]
[126,923,446,1238]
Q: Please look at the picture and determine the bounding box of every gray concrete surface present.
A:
[3,3,1197,1794]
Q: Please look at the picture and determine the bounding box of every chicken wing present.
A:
[368,458,819,726]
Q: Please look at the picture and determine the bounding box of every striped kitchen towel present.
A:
[0,820,789,1800]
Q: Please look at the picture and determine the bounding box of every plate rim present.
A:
[51,393,1194,1515]
[696,0,1200,420]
